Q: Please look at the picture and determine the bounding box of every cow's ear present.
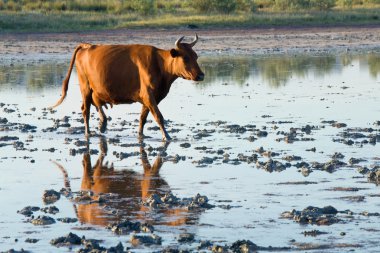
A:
[170,49,179,58]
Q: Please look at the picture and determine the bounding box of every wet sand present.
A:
[1,26,380,62]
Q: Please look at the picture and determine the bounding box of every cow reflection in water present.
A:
[60,138,195,227]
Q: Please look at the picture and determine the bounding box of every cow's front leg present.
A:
[138,105,149,139]
[143,95,171,141]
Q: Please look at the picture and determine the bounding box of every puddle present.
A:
[1,53,380,252]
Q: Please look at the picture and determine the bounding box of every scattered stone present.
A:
[281,206,340,225]
[0,136,19,141]
[1,249,30,253]
[29,215,55,225]
[41,206,59,214]
[311,159,347,172]
[360,211,380,217]
[42,189,60,204]
[328,187,366,192]
[143,192,214,210]
[25,238,39,243]
[277,181,317,185]
[50,232,81,247]
[367,167,380,184]
[178,233,195,243]
[180,142,191,148]
[340,196,365,202]
[78,241,124,253]
[57,217,78,223]
[332,122,347,128]
[292,241,361,250]
[17,206,39,217]
[230,240,258,252]
[303,230,328,236]
[193,156,215,166]
[198,240,213,250]
[106,220,154,235]
[130,234,162,246]
[212,244,229,253]
[349,157,366,165]
[331,152,344,159]
[282,155,302,162]
[256,130,268,137]
[73,140,88,147]
[256,159,289,172]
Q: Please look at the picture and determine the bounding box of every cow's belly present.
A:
[91,87,140,107]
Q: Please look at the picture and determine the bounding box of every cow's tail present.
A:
[49,43,90,109]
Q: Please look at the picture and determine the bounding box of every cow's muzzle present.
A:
[195,73,205,81]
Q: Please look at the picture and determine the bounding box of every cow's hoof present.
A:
[138,133,145,140]
[99,122,107,133]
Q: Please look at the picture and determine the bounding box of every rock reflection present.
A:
[56,137,196,228]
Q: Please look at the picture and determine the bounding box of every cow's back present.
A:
[76,44,159,105]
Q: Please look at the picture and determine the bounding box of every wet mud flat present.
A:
[1,52,380,252]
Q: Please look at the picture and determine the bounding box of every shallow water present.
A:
[1,53,380,252]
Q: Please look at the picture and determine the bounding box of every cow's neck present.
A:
[157,50,179,90]
[159,50,179,84]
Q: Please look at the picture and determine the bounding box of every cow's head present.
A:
[170,35,204,82]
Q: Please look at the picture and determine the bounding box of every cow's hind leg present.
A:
[81,95,92,137]
[76,60,92,138]
[97,106,107,134]
[78,76,92,137]
[138,105,149,139]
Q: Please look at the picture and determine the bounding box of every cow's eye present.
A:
[183,56,189,63]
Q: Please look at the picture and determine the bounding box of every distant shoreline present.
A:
[1,26,380,64]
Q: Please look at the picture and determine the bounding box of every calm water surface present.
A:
[0,54,380,252]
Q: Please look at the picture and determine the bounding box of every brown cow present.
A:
[50,35,204,141]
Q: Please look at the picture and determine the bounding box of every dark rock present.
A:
[130,234,162,246]
[57,217,78,223]
[41,206,59,214]
[50,232,81,246]
[230,240,258,253]
[303,230,328,236]
[198,240,213,250]
[30,215,55,225]
[178,233,195,243]
[25,238,39,243]
[332,122,347,128]
[42,189,60,204]
[349,157,366,165]
[106,220,154,234]
[331,152,344,159]
[212,244,229,252]
[0,136,19,141]
[282,155,302,162]
[256,159,287,172]
[180,142,191,148]
[281,206,340,225]
[17,206,39,216]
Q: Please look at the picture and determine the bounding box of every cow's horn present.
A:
[189,34,198,47]
[175,36,184,48]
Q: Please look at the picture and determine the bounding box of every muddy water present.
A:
[1,54,380,252]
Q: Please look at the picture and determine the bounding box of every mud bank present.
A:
[1,26,380,64]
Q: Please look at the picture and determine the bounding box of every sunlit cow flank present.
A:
[50,35,204,141]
